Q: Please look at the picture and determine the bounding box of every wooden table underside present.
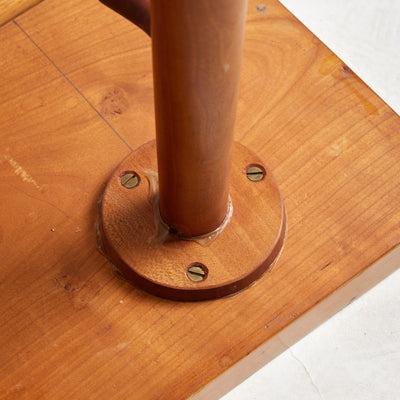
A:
[1,0,399,399]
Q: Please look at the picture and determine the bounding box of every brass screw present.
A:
[246,165,265,182]
[187,264,207,282]
[121,172,139,189]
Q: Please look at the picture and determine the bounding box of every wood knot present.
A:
[54,274,76,292]
[99,87,129,116]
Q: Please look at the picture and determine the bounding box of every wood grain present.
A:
[99,141,285,300]
[0,0,399,399]
[151,0,247,236]
[0,0,42,26]
[14,0,155,148]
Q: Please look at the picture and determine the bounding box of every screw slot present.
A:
[246,165,265,182]
[186,263,208,282]
[121,172,140,189]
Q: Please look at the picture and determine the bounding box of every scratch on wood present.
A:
[1,154,40,189]
[348,296,357,305]
[321,262,332,271]
[265,313,282,328]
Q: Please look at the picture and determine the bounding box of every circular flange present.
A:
[99,141,286,301]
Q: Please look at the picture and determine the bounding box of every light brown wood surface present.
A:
[1,0,400,399]
[0,0,42,26]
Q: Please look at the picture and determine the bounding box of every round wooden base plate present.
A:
[99,141,286,301]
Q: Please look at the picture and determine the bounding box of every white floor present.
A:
[222,1,400,399]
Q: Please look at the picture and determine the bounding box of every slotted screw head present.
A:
[121,172,139,189]
[187,264,207,282]
[246,165,265,182]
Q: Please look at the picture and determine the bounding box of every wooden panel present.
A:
[0,0,399,399]
[0,0,43,26]
[0,21,131,399]
[14,0,155,147]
